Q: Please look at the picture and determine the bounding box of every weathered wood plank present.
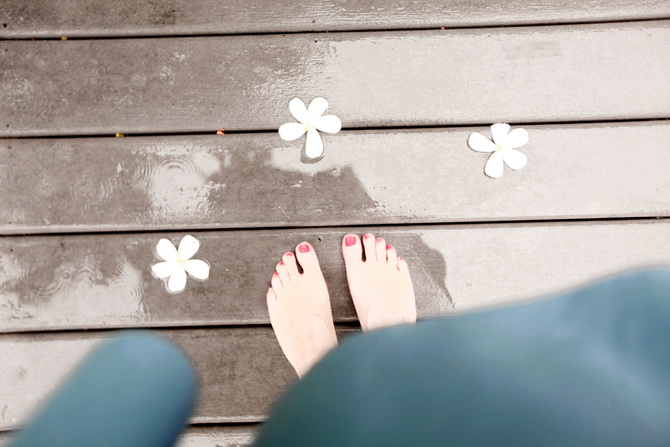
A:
[1,0,669,38]
[2,122,668,234]
[0,425,257,446]
[1,21,669,136]
[1,221,668,332]
[0,328,359,431]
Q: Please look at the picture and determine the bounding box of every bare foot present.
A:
[267,242,338,378]
[342,233,416,331]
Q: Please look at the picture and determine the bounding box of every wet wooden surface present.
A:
[1,122,669,234]
[1,1,669,444]
[2,21,669,136]
[2,0,669,37]
[0,328,363,431]
[1,221,669,332]
[0,425,256,447]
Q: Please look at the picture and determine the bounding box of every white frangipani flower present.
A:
[151,235,210,293]
[468,123,529,178]
[278,97,342,159]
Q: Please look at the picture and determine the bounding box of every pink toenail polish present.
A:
[376,237,383,243]
[386,245,392,250]
[273,272,279,277]
[298,244,310,253]
[345,236,356,247]
[285,252,293,257]
[278,261,284,266]
[363,234,371,239]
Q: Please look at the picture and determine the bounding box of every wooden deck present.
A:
[1,1,670,445]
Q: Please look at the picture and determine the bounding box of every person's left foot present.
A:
[267,242,338,378]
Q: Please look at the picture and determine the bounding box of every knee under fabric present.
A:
[254,267,670,446]
[9,332,197,447]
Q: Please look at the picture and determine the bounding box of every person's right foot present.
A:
[342,233,416,331]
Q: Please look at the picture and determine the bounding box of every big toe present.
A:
[342,234,363,265]
[295,242,321,274]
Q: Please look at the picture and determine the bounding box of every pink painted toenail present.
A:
[363,234,371,239]
[345,236,356,247]
[386,245,392,250]
[278,261,284,266]
[298,244,310,253]
[376,237,383,242]
[273,272,279,277]
[285,252,293,257]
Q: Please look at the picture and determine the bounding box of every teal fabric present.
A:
[9,332,197,447]
[254,267,670,446]
[9,268,669,446]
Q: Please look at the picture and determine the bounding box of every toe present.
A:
[375,237,386,262]
[342,233,363,264]
[282,252,300,277]
[386,244,397,265]
[266,287,277,304]
[276,261,290,283]
[295,242,321,274]
[397,256,409,274]
[362,233,376,261]
[271,271,283,293]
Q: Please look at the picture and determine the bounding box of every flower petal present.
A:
[184,259,210,280]
[167,268,187,293]
[151,261,176,279]
[502,148,528,170]
[178,235,200,260]
[279,123,307,141]
[484,151,505,179]
[305,128,324,159]
[502,128,529,149]
[468,132,497,152]
[307,97,329,118]
[313,115,341,133]
[288,97,309,123]
[490,123,511,146]
[156,238,178,262]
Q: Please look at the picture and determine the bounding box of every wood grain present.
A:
[1,21,669,136]
[0,328,360,431]
[1,221,668,332]
[0,425,257,446]
[1,0,668,37]
[2,122,669,234]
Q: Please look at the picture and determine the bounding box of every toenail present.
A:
[345,236,356,247]
[278,261,284,266]
[273,272,279,276]
[298,244,310,253]
[376,237,383,242]
[285,252,293,257]
[363,234,371,239]
[386,245,392,250]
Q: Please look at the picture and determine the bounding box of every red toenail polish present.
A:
[286,252,293,257]
[345,236,356,247]
[363,234,371,239]
[298,244,310,253]
[278,261,284,266]
[386,245,392,250]
[273,272,279,277]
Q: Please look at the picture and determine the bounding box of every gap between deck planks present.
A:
[0,425,257,447]
[1,21,669,136]
[1,0,669,38]
[2,121,669,234]
[1,220,669,332]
